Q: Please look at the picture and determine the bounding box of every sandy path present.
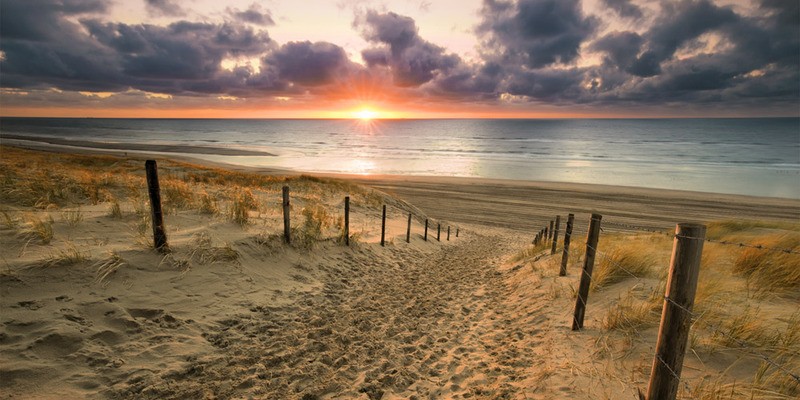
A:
[108,233,542,399]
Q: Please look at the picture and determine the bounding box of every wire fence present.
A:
[534,213,800,397]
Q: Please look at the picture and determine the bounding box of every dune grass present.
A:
[514,220,799,398]
[590,239,659,292]
[732,233,800,292]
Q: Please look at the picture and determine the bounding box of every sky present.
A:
[0,0,798,118]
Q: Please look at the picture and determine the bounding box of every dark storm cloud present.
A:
[0,0,106,41]
[600,0,643,20]
[479,0,597,68]
[227,3,275,26]
[759,0,800,26]
[627,0,738,77]
[358,10,462,87]
[592,31,643,71]
[0,0,798,114]
[268,41,354,86]
[144,0,185,17]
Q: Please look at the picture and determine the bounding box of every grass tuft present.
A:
[293,205,331,249]
[60,208,83,227]
[20,214,55,245]
[41,244,90,268]
[187,232,240,264]
[94,252,126,284]
[590,244,655,291]
[227,188,257,226]
[108,200,123,218]
[732,233,800,291]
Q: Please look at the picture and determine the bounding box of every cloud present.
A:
[478,0,597,68]
[0,0,107,41]
[268,41,354,86]
[600,0,643,20]
[227,3,274,26]
[0,0,797,115]
[144,0,185,17]
[358,10,462,87]
[627,0,739,77]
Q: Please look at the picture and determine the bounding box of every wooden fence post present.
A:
[282,186,291,244]
[344,196,350,246]
[424,219,428,241]
[381,205,387,247]
[456,228,459,237]
[549,220,554,240]
[437,223,441,241]
[559,213,575,276]
[544,226,548,242]
[551,215,561,255]
[646,223,706,400]
[145,160,168,252]
[406,213,412,243]
[447,226,450,241]
[572,213,602,331]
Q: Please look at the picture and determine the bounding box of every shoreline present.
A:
[3,141,798,233]
[1,134,276,157]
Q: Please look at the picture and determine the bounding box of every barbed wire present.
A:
[675,234,800,255]
[554,229,800,393]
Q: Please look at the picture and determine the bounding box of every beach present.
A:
[1,143,798,399]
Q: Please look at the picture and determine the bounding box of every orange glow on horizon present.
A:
[0,104,733,119]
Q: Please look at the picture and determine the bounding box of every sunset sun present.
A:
[354,108,378,120]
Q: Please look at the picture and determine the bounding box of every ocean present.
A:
[1,117,798,199]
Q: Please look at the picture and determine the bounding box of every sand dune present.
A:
[1,145,798,399]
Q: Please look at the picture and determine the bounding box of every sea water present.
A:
[1,117,798,199]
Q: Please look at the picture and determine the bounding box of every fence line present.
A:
[550,215,799,399]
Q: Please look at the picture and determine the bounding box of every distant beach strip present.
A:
[1,134,276,157]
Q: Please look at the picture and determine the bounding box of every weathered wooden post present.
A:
[437,223,441,241]
[381,205,387,247]
[344,196,350,246]
[282,186,291,244]
[424,219,428,241]
[549,220,554,240]
[447,226,450,241]
[406,213,412,243]
[544,226,548,242]
[550,215,561,255]
[456,228,459,237]
[559,213,575,276]
[646,223,706,400]
[572,213,602,331]
[145,160,168,252]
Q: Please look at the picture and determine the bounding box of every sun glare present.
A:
[354,108,378,120]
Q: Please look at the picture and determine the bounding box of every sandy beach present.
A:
[1,143,798,399]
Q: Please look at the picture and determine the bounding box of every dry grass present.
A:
[108,200,123,218]
[732,233,800,292]
[198,192,220,215]
[94,252,126,284]
[20,214,54,245]
[39,244,90,268]
[590,241,656,291]
[706,220,800,241]
[60,208,83,227]
[602,286,663,334]
[556,221,800,398]
[187,232,240,265]
[510,240,550,263]
[227,188,258,226]
[293,205,332,249]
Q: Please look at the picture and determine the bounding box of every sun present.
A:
[354,108,378,120]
